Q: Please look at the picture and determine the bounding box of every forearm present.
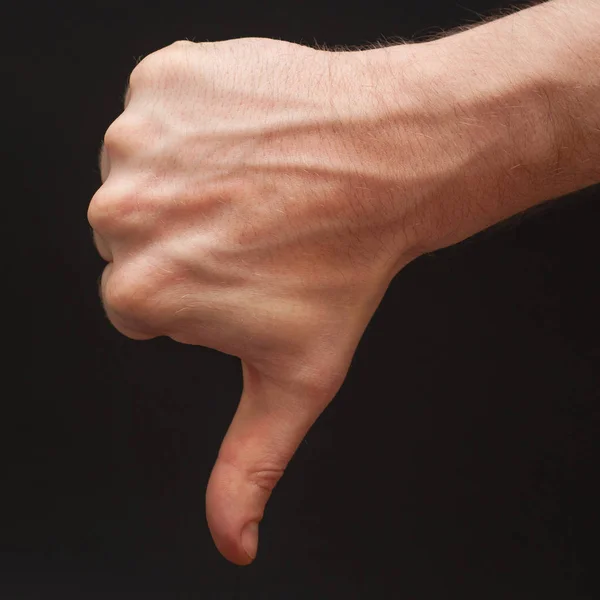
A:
[382,0,600,254]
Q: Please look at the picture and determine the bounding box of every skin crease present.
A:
[89,0,599,565]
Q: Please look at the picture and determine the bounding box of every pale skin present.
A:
[89,0,599,565]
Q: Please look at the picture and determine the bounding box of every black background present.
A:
[8,0,600,598]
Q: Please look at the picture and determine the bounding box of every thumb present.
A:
[206,359,338,565]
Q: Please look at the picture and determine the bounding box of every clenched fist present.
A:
[89,9,598,562]
[89,38,415,565]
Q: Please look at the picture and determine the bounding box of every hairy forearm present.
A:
[441,0,600,189]
[380,0,600,254]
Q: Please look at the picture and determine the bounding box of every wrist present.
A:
[430,0,600,197]
[364,1,600,260]
[361,40,554,257]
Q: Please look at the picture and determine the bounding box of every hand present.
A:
[88,38,415,565]
[88,14,600,563]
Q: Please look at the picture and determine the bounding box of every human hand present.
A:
[89,9,600,562]
[89,38,416,565]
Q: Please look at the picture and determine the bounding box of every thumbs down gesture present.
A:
[89,37,424,564]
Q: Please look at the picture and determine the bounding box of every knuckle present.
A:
[217,449,285,495]
[88,188,113,231]
[133,41,189,74]
[103,265,162,327]
[105,309,155,341]
[130,51,163,81]
[128,49,183,93]
[88,186,142,233]
[128,41,198,94]
[103,271,141,318]
[103,114,148,155]
[129,50,170,90]
[128,61,147,89]
[247,468,285,494]
[103,119,124,150]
